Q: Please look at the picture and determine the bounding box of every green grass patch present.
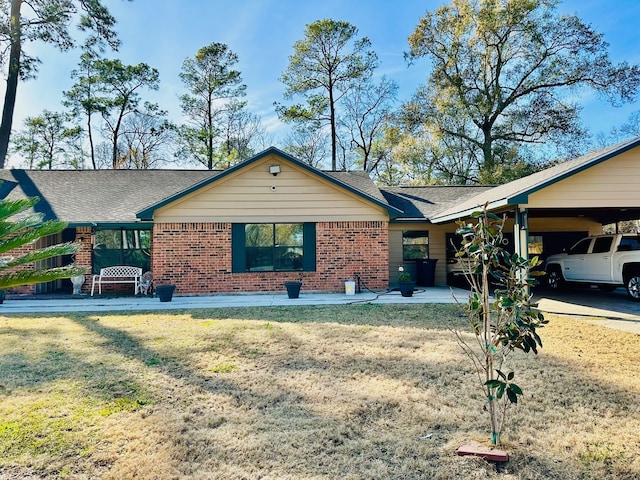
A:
[209,362,237,374]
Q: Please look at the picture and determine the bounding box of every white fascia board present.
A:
[431,199,511,224]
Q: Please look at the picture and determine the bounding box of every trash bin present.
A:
[415,258,438,287]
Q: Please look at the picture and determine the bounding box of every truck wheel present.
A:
[625,273,640,302]
[547,268,564,290]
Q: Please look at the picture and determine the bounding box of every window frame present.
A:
[92,227,152,274]
[402,230,429,260]
[232,223,316,273]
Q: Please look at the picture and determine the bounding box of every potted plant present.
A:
[155,284,176,302]
[397,266,414,297]
[284,280,302,299]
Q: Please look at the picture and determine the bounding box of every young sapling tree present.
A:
[453,206,547,446]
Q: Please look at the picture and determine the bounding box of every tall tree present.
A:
[371,124,429,186]
[92,59,159,168]
[341,76,398,173]
[12,110,82,169]
[63,50,108,169]
[405,0,640,184]
[178,42,247,170]
[217,100,263,168]
[0,0,122,168]
[117,103,175,169]
[284,123,330,168]
[277,19,378,171]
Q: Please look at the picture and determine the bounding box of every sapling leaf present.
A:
[509,383,523,395]
[484,380,503,388]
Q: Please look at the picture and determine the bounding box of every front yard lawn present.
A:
[0,304,638,479]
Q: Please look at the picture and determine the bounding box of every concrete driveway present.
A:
[534,285,640,334]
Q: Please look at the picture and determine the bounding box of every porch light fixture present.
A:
[269,165,281,176]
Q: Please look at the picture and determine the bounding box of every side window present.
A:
[619,237,640,251]
[569,238,591,255]
[402,231,429,260]
[528,235,543,255]
[592,237,613,254]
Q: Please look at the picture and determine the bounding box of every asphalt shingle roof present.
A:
[0,169,218,224]
[381,185,494,220]
[0,165,405,224]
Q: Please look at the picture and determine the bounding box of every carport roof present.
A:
[431,136,640,223]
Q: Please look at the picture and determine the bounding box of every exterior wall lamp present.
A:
[269,165,281,176]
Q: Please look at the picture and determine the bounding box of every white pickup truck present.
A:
[545,234,640,301]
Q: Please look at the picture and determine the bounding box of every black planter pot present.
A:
[156,285,176,302]
[284,281,302,299]
[398,281,414,297]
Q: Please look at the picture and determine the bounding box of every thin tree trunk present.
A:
[0,0,23,169]
[480,213,500,445]
[87,114,97,169]
[329,84,337,171]
[86,62,97,169]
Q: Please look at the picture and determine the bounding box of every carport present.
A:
[431,137,640,263]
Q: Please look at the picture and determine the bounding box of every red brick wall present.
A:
[152,221,389,294]
[75,227,93,294]
[4,243,35,295]
[5,227,94,295]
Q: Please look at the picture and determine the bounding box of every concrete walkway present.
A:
[1,285,638,334]
[0,286,471,314]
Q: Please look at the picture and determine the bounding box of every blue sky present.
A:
[9,0,640,163]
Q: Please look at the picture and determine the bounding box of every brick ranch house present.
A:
[2,140,640,296]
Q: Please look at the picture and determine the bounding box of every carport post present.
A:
[514,208,530,293]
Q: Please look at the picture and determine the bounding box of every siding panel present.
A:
[527,150,640,208]
[155,158,387,222]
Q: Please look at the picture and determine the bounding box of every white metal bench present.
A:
[91,265,142,296]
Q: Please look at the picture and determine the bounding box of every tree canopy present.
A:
[91,59,160,168]
[0,0,123,168]
[277,19,379,171]
[405,0,640,184]
[12,110,82,169]
[177,42,250,170]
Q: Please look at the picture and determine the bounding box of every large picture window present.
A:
[232,223,315,272]
[92,228,151,274]
[245,223,303,271]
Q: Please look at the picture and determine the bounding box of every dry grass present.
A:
[0,304,638,479]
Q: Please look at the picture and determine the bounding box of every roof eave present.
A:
[432,199,511,223]
[68,221,154,228]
